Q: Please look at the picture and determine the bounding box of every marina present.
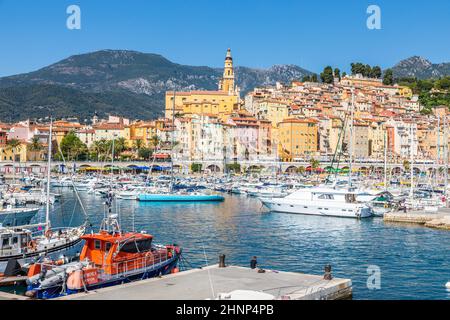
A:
[2,177,450,300]
[0,2,449,305]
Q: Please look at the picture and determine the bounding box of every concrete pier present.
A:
[384,208,450,231]
[0,291,28,300]
[55,265,352,300]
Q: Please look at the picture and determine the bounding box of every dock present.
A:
[384,208,450,231]
[54,265,352,300]
[0,291,29,300]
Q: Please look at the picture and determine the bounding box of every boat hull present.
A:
[0,208,39,227]
[0,238,84,273]
[29,254,180,299]
[260,198,372,219]
[138,194,224,202]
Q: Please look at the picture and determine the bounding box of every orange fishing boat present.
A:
[26,213,181,299]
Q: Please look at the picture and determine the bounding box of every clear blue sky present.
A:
[0,0,449,77]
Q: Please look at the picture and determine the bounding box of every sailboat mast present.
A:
[444,114,449,206]
[170,91,176,192]
[437,115,440,185]
[45,119,53,233]
[409,123,414,199]
[348,88,355,188]
[384,127,388,191]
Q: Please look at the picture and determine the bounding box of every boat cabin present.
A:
[0,229,32,256]
[80,231,156,275]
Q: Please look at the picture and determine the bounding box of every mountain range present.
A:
[391,56,450,79]
[0,50,448,122]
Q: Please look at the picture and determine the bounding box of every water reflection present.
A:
[39,190,450,300]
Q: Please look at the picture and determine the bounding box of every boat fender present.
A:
[171,267,179,274]
[27,240,37,251]
[27,263,42,278]
[45,230,53,238]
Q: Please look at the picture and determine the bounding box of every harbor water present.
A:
[7,189,450,300]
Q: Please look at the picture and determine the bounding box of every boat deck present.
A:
[55,265,352,300]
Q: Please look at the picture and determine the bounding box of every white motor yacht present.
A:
[260,186,373,218]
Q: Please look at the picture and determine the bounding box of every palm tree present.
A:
[310,158,320,173]
[134,139,143,151]
[28,136,44,161]
[310,158,321,182]
[150,135,160,150]
[113,137,127,160]
[6,138,21,161]
[297,166,306,175]
[403,160,411,173]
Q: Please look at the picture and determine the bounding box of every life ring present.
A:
[45,230,53,238]
[27,240,37,251]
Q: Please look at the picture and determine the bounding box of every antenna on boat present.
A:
[169,91,176,193]
[348,88,355,189]
[45,118,53,234]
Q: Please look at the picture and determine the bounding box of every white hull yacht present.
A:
[260,187,373,219]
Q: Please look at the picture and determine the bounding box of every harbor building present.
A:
[277,118,319,162]
[165,49,240,119]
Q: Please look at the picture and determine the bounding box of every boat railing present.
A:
[97,249,173,280]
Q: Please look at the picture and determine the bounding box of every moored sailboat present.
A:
[25,194,181,299]
[0,120,86,273]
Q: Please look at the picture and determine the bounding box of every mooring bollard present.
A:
[219,254,226,268]
[324,264,333,280]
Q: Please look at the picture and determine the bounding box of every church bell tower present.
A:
[219,48,236,95]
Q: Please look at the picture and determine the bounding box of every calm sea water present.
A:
[26,189,450,300]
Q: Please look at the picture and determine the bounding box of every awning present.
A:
[154,153,170,159]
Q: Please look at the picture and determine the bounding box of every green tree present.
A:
[311,74,318,82]
[320,66,334,84]
[90,139,109,161]
[226,163,241,173]
[149,135,161,150]
[403,160,411,173]
[6,138,21,162]
[371,66,382,79]
[334,68,341,81]
[138,147,152,160]
[113,137,127,159]
[59,131,88,161]
[302,75,311,82]
[364,64,372,77]
[351,62,365,75]
[383,69,394,85]
[191,163,203,173]
[310,158,320,172]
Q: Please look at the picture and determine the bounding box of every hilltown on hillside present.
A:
[0,49,448,173]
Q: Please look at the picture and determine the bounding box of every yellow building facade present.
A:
[278,118,318,161]
[165,49,240,119]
